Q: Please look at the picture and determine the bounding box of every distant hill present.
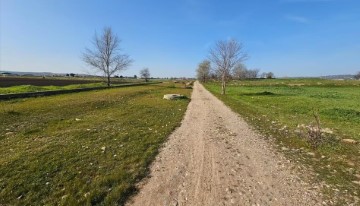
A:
[0,70,99,77]
[0,70,141,79]
[0,70,62,76]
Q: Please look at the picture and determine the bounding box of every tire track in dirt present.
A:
[127,81,322,206]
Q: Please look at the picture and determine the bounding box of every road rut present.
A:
[127,81,322,206]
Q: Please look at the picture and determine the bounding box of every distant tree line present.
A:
[196,39,275,94]
[196,62,274,82]
[195,39,275,94]
[66,73,76,77]
[260,72,275,79]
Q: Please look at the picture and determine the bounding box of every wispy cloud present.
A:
[285,15,309,23]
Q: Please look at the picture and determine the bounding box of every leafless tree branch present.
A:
[208,39,248,94]
[196,60,211,82]
[82,27,133,86]
[140,68,151,82]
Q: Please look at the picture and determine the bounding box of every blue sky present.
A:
[1,0,359,77]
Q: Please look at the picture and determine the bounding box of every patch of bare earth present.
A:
[127,81,323,206]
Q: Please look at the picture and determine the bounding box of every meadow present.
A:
[0,83,106,94]
[0,77,102,87]
[0,77,144,94]
[0,82,191,205]
[205,78,360,203]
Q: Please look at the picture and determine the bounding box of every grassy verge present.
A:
[204,79,360,204]
[0,82,191,205]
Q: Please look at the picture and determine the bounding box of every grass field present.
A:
[205,78,360,203]
[0,82,191,205]
[0,82,108,94]
[0,76,148,94]
[0,76,102,87]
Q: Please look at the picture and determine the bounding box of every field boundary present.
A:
[0,82,160,100]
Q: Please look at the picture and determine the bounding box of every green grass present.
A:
[0,83,107,94]
[0,76,155,94]
[205,78,360,204]
[0,83,191,205]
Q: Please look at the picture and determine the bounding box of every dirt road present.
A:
[127,81,322,206]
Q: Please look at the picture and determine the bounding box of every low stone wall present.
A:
[0,82,159,100]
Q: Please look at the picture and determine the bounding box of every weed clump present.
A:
[297,110,338,148]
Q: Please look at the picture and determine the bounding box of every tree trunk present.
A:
[107,75,111,87]
[221,74,226,95]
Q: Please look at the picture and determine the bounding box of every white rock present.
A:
[352,181,360,185]
[163,94,185,100]
[307,152,316,157]
[281,147,289,151]
[341,139,357,144]
[321,128,333,134]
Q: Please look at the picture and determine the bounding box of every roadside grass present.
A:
[0,82,191,205]
[205,78,360,204]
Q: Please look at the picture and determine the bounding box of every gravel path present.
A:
[127,81,322,206]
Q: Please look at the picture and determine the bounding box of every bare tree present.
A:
[260,72,267,78]
[140,68,151,82]
[196,60,211,82]
[232,63,247,80]
[247,69,260,79]
[232,63,259,80]
[209,39,248,94]
[355,71,360,80]
[266,72,274,79]
[83,27,132,86]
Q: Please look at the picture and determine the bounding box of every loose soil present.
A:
[127,81,323,206]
